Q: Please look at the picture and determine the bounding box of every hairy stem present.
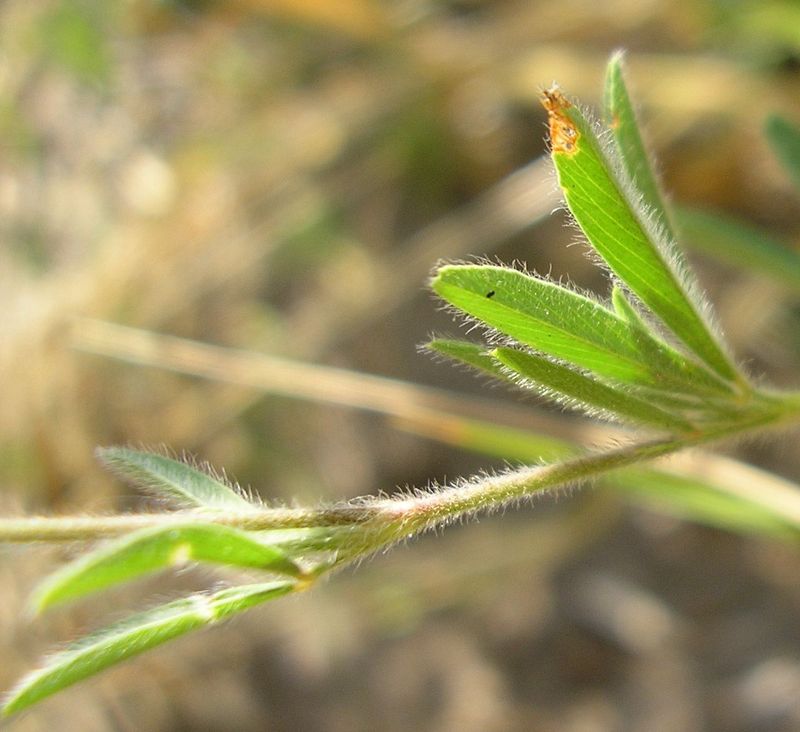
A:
[2,405,797,549]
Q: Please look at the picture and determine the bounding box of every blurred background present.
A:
[3,1,800,730]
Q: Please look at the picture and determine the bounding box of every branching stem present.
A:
[3,404,797,554]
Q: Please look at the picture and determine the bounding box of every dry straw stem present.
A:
[63,319,800,535]
[70,317,584,443]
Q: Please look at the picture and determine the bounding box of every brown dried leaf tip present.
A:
[541,85,579,155]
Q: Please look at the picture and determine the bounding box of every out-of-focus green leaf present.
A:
[96,447,256,511]
[402,413,575,464]
[676,206,800,294]
[492,346,693,432]
[543,87,740,384]
[32,524,303,612]
[613,468,800,541]
[720,3,800,58]
[766,115,800,191]
[2,582,296,717]
[39,1,113,85]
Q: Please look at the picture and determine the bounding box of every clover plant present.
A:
[4,51,800,716]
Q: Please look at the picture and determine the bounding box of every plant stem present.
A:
[0,507,376,543]
[374,411,790,535]
[2,405,797,549]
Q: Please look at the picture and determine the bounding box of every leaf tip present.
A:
[94,445,134,473]
[541,85,580,156]
[94,444,116,463]
[607,48,627,72]
[2,680,34,718]
[26,589,52,617]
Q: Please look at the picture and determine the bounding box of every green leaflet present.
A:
[3,582,296,717]
[431,336,692,429]
[609,286,732,398]
[433,264,662,384]
[429,334,727,422]
[97,447,256,511]
[543,86,741,384]
[32,524,304,611]
[611,283,652,330]
[765,115,800,191]
[492,346,693,432]
[603,50,675,242]
[426,338,511,382]
[432,264,730,397]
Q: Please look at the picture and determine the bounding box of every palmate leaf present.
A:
[97,447,256,511]
[542,86,742,384]
[32,523,304,612]
[3,582,296,717]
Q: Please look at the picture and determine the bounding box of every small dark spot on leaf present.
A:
[486,290,495,298]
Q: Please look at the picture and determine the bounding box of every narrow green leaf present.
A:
[434,264,658,384]
[32,524,303,612]
[676,206,800,294]
[765,115,800,191]
[431,335,700,429]
[623,386,740,423]
[603,50,675,242]
[400,410,575,463]
[3,582,295,717]
[613,469,800,541]
[426,338,512,381]
[97,447,255,511]
[611,285,650,329]
[432,265,730,397]
[610,286,732,398]
[492,346,693,432]
[542,86,741,384]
